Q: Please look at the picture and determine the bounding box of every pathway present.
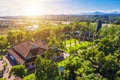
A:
[1,56,15,80]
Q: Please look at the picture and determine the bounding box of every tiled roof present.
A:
[8,49,25,64]
[8,41,48,64]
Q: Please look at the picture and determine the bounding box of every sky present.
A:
[0,0,120,16]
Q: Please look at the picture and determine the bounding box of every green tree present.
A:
[35,56,60,80]
[10,65,27,78]
[0,78,6,80]
[99,54,119,80]
[0,36,9,54]
[23,74,36,80]
[7,29,33,46]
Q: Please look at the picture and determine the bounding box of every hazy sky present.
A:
[0,0,120,16]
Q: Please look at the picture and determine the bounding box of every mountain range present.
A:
[68,11,120,15]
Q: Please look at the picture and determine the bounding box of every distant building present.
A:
[7,41,48,70]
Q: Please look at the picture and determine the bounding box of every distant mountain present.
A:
[110,12,119,14]
[78,11,120,15]
[91,11,107,15]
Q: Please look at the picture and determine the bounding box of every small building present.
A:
[7,41,48,70]
[50,47,69,61]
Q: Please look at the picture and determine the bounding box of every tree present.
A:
[33,27,51,41]
[35,56,60,80]
[116,21,120,25]
[96,20,102,33]
[0,36,9,55]
[0,78,6,80]
[23,74,36,80]
[59,56,83,80]
[115,32,120,47]
[7,29,33,46]
[99,54,119,80]
[9,65,27,78]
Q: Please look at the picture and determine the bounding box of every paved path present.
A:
[2,56,15,80]
[0,59,4,71]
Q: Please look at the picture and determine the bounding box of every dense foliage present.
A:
[0,36,9,54]
[35,56,60,80]
[59,37,120,80]
[9,65,27,78]
[23,74,36,80]
[0,20,120,79]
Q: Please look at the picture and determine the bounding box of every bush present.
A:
[10,65,27,78]
[0,78,6,80]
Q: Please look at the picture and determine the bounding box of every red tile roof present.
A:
[8,49,24,64]
[8,41,48,64]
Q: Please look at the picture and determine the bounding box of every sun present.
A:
[24,4,44,16]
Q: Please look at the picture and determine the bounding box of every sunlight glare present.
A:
[24,4,44,16]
